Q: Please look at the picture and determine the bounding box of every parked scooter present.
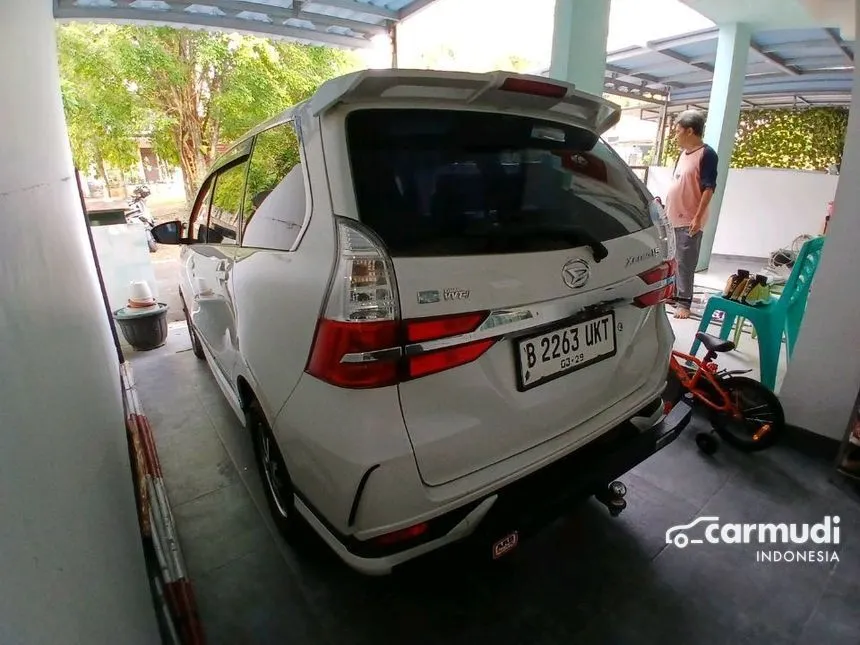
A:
[125,185,157,252]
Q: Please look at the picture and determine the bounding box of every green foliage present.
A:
[57,24,145,176]
[659,107,848,171]
[241,123,301,220]
[57,23,358,201]
[732,108,847,170]
[209,163,247,234]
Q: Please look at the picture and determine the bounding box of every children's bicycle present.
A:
[663,332,785,455]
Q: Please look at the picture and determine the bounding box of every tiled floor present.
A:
[129,322,860,645]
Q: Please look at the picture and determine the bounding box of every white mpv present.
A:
[152,69,692,575]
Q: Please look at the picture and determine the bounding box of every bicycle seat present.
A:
[695,332,735,354]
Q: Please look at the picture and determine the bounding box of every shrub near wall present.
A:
[660,107,849,171]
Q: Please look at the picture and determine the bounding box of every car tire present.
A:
[181,295,206,360]
[247,399,299,540]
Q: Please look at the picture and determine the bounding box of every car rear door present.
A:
[344,107,673,486]
[182,150,249,386]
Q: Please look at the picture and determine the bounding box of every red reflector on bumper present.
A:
[371,522,429,546]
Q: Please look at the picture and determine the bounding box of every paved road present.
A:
[152,244,185,323]
[147,198,188,322]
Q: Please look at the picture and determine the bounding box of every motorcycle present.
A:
[125,185,157,252]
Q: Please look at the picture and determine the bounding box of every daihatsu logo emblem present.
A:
[562,259,590,289]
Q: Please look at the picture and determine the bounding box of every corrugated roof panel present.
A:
[301,4,387,25]
[57,0,440,49]
[596,26,853,107]
[754,27,828,46]
[671,40,719,59]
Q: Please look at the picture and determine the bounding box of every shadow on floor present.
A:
[128,323,860,645]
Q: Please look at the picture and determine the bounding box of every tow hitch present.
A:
[595,480,628,517]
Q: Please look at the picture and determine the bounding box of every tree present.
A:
[57,25,145,186]
[57,24,359,202]
[659,107,848,171]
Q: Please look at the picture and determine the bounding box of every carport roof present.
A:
[596,26,855,113]
[54,0,439,50]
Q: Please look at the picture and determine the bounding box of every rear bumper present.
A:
[466,398,693,551]
[295,398,694,575]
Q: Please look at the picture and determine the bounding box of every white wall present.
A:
[778,0,860,442]
[647,166,836,258]
[0,1,160,642]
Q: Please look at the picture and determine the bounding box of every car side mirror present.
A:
[151,220,183,245]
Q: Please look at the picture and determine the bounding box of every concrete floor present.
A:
[129,323,860,645]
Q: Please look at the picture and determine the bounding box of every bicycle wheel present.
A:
[712,376,785,451]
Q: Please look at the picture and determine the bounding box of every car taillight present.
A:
[634,259,677,308]
[405,312,488,343]
[408,339,496,379]
[306,218,495,389]
[306,218,400,388]
[306,319,399,388]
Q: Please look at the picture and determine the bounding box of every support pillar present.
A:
[0,1,159,642]
[389,22,398,68]
[697,22,751,271]
[548,0,611,97]
[778,1,860,442]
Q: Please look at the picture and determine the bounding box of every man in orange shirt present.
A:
[665,110,719,319]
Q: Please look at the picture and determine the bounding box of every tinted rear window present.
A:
[345,109,653,257]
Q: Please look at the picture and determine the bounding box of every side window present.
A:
[241,121,305,250]
[188,177,214,243]
[208,160,248,245]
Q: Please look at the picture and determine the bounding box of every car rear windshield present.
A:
[345,108,654,257]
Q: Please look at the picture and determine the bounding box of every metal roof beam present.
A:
[645,27,719,51]
[54,3,373,49]
[648,47,714,74]
[305,0,398,20]
[602,79,669,105]
[297,9,389,35]
[606,46,646,63]
[824,28,855,64]
[750,41,801,76]
[398,0,438,21]
[755,39,839,54]
[604,64,678,88]
[127,0,389,35]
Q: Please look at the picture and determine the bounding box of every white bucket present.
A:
[128,280,156,306]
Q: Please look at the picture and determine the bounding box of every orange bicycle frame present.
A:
[668,349,735,415]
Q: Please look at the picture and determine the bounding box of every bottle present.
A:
[723,269,749,299]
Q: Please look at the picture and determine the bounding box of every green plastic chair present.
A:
[690,236,826,391]
[730,282,785,348]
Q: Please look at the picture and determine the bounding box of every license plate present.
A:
[516,312,617,390]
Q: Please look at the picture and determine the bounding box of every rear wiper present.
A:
[455,225,609,261]
[571,228,608,263]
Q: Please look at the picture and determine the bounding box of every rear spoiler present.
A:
[309,69,621,135]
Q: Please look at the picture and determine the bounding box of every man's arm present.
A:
[690,146,719,235]
[689,188,713,235]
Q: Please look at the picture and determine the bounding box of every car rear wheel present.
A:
[247,399,298,539]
